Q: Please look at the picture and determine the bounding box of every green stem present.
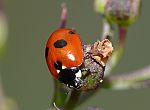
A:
[52,81,81,110]
[105,45,124,76]
[52,79,68,108]
[63,89,81,110]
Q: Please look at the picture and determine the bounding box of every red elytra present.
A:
[45,28,84,78]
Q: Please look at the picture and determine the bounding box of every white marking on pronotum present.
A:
[56,70,60,73]
[62,65,67,69]
[75,70,82,78]
[68,53,75,61]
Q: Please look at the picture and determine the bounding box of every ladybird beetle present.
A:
[45,28,84,88]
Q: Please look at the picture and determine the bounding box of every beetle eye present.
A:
[68,31,75,34]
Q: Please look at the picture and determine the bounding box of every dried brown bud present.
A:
[90,39,113,67]
[79,39,113,91]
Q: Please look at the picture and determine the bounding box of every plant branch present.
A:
[63,89,81,110]
[101,20,124,77]
[59,2,67,28]
[118,26,127,46]
[104,23,128,77]
[103,65,150,90]
[101,19,114,41]
[52,80,68,108]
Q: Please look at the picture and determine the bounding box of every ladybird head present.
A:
[54,60,82,88]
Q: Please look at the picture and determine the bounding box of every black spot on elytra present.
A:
[54,39,67,48]
[54,61,62,70]
[68,31,75,34]
[45,47,49,59]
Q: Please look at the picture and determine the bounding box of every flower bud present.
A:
[94,0,108,14]
[95,0,141,27]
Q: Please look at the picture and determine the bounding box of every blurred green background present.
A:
[1,0,150,110]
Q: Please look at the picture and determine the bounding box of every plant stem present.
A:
[63,89,81,110]
[101,19,114,41]
[52,80,68,108]
[59,2,67,28]
[118,25,127,46]
[105,24,128,76]
[51,2,68,109]
[105,45,124,76]
[103,65,150,90]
